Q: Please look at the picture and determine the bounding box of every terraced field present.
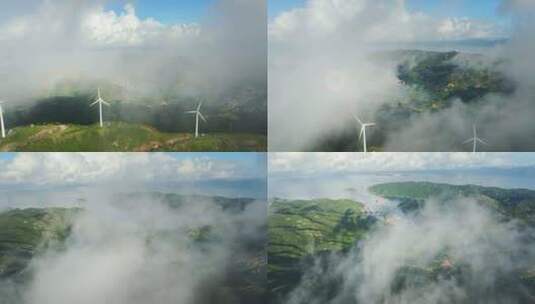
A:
[269,183,535,303]
[0,208,79,280]
[268,198,376,300]
[0,195,267,303]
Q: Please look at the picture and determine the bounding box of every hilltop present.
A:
[314,49,514,151]
[0,208,80,280]
[0,122,266,152]
[269,182,535,303]
[0,194,266,303]
[268,198,376,301]
[369,181,535,223]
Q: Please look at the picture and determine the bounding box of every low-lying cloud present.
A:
[269,0,535,151]
[2,193,266,304]
[0,0,266,103]
[285,197,535,304]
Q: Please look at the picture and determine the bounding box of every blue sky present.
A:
[0,153,15,161]
[107,0,215,24]
[269,0,508,24]
[269,0,306,17]
[406,0,504,20]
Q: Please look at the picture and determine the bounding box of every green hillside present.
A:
[0,122,266,152]
[268,198,376,300]
[369,181,535,222]
[0,208,80,280]
[0,195,266,303]
[395,50,512,106]
[314,50,515,151]
[269,183,535,303]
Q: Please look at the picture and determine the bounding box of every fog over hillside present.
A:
[284,198,535,304]
[269,153,535,304]
[269,0,535,151]
[0,153,267,304]
[0,0,266,104]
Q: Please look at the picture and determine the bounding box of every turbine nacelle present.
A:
[89,88,110,128]
[185,102,207,138]
[353,114,375,152]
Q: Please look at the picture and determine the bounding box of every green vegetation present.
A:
[396,50,513,106]
[0,122,266,152]
[7,80,267,135]
[270,182,535,302]
[0,194,266,303]
[268,198,376,299]
[314,50,515,151]
[369,182,535,223]
[0,208,80,279]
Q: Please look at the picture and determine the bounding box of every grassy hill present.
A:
[0,122,266,152]
[367,181,535,302]
[0,194,266,303]
[313,50,515,151]
[269,184,535,303]
[0,208,80,280]
[268,198,376,301]
[395,50,513,106]
[369,181,535,223]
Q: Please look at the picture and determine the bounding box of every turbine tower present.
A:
[463,124,488,153]
[90,88,110,128]
[185,102,207,138]
[0,101,6,138]
[354,115,375,153]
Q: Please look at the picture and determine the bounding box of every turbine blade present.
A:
[353,115,363,126]
[462,138,474,145]
[199,112,207,122]
[90,100,99,107]
[359,128,364,141]
[367,123,376,127]
[102,100,110,106]
[197,102,202,111]
[185,111,197,114]
[477,138,489,145]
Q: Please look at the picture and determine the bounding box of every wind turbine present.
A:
[185,101,207,138]
[0,101,6,138]
[353,115,375,153]
[90,88,110,128]
[463,124,488,153]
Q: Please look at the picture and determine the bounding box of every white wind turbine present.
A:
[0,101,6,138]
[353,115,375,153]
[185,101,207,138]
[90,88,110,128]
[463,124,488,153]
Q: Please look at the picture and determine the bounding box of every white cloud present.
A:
[269,0,504,44]
[0,0,265,102]
[269,152,532,175]
[82,4,200,47]
[268,0,507,150]
[0,153,249,186]
[0,2,199,47]
[437,17,502,40]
